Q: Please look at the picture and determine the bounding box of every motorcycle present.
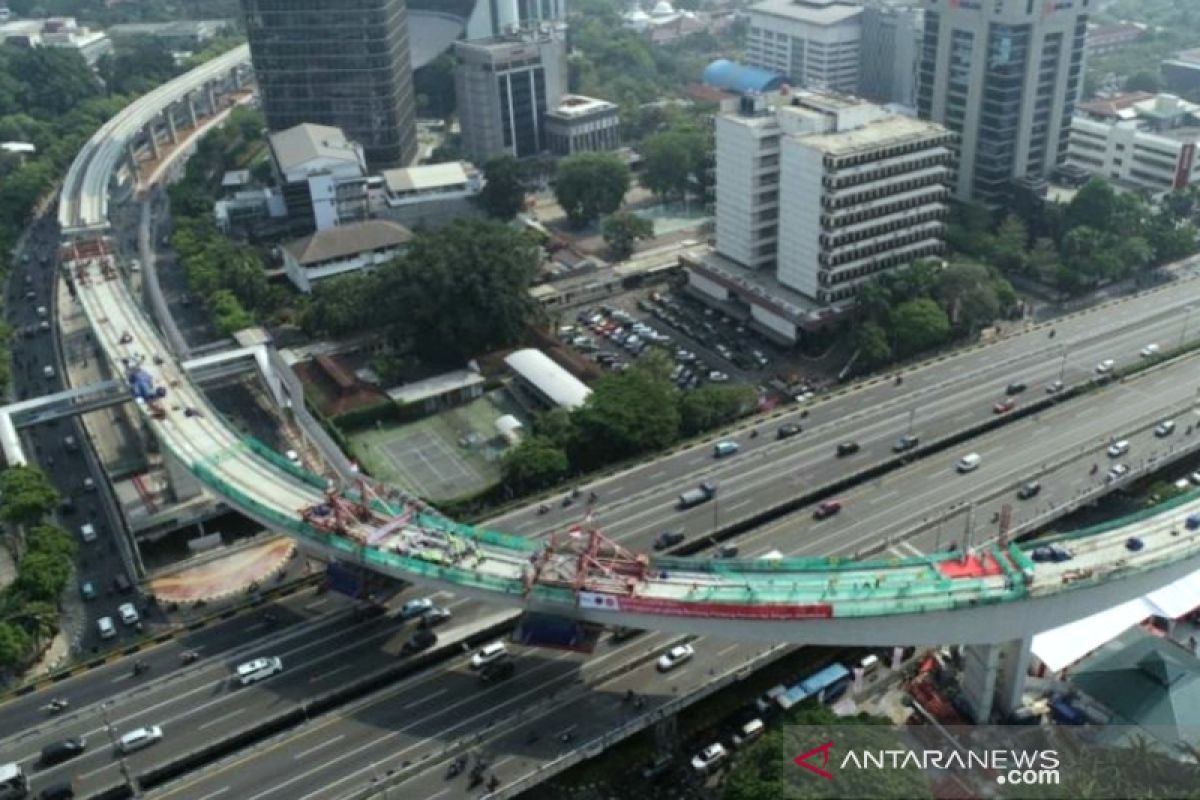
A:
[132,660,150,676]
[894,375,903,385]
[43,698,69,715]
[487,775,501,792]
[1049,329,1056,338]
[749,429,758,439]
[1090,463,1099,475]
[588,492,598,504]
[561,496,573,508]
[445,758,464,780]
[537,504,550,515]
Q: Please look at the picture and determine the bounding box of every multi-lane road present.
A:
[111,349,1200,800]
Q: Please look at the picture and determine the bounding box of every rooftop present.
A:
[386,369,485,406]
[796,113,952,156]
[382,161,472,194]
[269,123,362,175]
[748,0,862,26]
[504,348,592,409]
[106,20,231,38]
[282,219,412,267]
[548,94,618,119]
[682,249,833,323]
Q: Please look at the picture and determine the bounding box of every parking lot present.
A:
[559,288,826,401]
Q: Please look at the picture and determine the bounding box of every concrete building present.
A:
[465,0,567,40]
[372,161,484,228]
[744,0,862,94]
[692,90,953,341]
[504,348,591,410]
[0,17,111,65]
[268,123,368,233]
[544,95,620,156]
[1085,21,1142,57]
[917,0,1089,204]
[281,219,413,293]
[858,0,922,110]
[1163,49,1200,97]
[1067,93,1200,195]
[454,29,567,163]
[385,368,486,416]
[240,0,417,169]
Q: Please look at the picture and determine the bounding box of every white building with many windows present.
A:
[1067,94,1200,195]
[744,0,862,94]
[688,89,953,342]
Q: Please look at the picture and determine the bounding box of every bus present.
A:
[0,762,28,799]
[776,662,852,711]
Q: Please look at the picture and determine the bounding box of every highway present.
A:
[131,353,1200,800]
[494,283,1200,554]
[0,589,520,798]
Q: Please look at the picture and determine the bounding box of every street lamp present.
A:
[1058,344,1069,383]
[99,701,139,798]
[1180,305,1195,350]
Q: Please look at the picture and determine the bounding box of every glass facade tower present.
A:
[241,0,417,169]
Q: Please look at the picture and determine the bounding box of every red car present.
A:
[993,398,1017,414]
[813,500,842,520]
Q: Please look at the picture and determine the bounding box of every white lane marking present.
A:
[649,470,667,480]
[292,734,345,761]
[868,490,899,506]
[309,663,353,684]
[194,787,231,800]
[76,761,118,783]
[402,688,447,710]
[244,623,267,633]
[726,499,755,512]
[198,707,245,731]
[901,542,924,557]
[716,644,740,658]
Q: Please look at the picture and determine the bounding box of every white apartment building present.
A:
[745,0,862,94]
[268,123,369,233]
[695,90,953,341]
[1067,94,1200,194]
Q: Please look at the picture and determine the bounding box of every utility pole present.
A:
[100,701,139,798]
[906,406,916,437]
[1058,345,1068,383]
[1181,304,1195,350]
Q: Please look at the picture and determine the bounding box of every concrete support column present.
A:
[164,449,204,502]
[126,141,140,175]
[960,637,1032,722]
[252,345,285,409]
[145,125,161,160]
[206,84,218,114]
[164,109,178,144]
[186,96,198,129]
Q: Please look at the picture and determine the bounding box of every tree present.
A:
[1064,177,1116,233]
[854,321,892,368]
[640,129,708,200]
[1125,70,1162,93]
[1061,226,1122,288]
[477,156,527,220]
[11,48,99,117]
[935,261,1001,332]
[26,524,77,561]
[12,552,72,604]
[0,622,31,670]
[678,383,756,436]
[601,211,654,260]
[0,465,60,527]
[554,152,630,227]
[571,362,680,467]
[1028,237,1061,282]
[890,298,951,356]
[991,213,1029,274]
[500,436,570,494]
[1147,219,1198,265]
[944,201,995,259]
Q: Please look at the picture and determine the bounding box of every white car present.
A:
[117,603,139,625]
[1095,359,1115,374]
[691,742,728,772]
[117,725,163,754]
[400,598,434,619]
[1108,463,1130,480]
[42,365,55,379]
[235,656,283,686]
[656,644,695,672]
[97,616,116,639]
[470,641,508,669]
[1107,440,1130,458]
[1140,343,1160,357]
[731,718,765,747]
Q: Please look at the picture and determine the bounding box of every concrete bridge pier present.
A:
[959,637,1033,722]
[163,448,205,502]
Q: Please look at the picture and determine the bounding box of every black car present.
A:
[892,434,919,453]
[776,422,803,440]
[653,530,685,550]
[39,783,76,800]
[1017,481,1041,500]
[40,737,86,767]
[1006,381,1027,396]
[715,543,739,559]
[479,658,516,683]
[836,441,860,457]
[419,607,452,629]
[112,574,132,594]
[402,629,437,655]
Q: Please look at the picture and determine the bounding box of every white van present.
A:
[80,523,97,543]
[117,726,163,754]
[713,441,739,458]
[957,453,981,473]
[235,656,283,686]
[470,641,508,669]
[97,617,115,639]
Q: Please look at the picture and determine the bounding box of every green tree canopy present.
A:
[1064,177,1116,232]
[500,436,570,495]
[678,383,756,437]
[640,128,709,200]
[477,156,527,220]
[601,210,654,260]
[0,465,60,527]
[935,261,1002,332]
[0,623,31,670]
[571,361,680,467]
[890,298,951,357]
[554,152,630,227]
[853,321,892,369]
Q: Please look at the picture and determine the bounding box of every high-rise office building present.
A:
[464,0,567,40]
[454,29,567,162]
[917,0,1089,203]
[241,0,417,169]
[859,0,923,110]
[744,0,863,94]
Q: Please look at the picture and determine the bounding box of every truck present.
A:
[0,762,28,799]
[677,480,717,510]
